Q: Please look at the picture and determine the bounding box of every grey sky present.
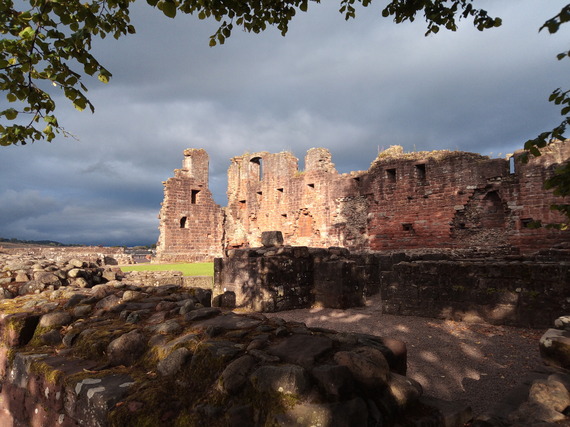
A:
[0,1,568,246]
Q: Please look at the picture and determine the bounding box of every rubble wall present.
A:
[214,245,569,328]
[380,259,570,329]
[0,252,443,427]
[0,246,132,265]
[213,246,366,312]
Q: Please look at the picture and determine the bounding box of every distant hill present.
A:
[0,238,77,247]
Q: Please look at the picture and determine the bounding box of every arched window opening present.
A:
[480,191,506,228]
[250,157,263,180]
[180,216,187,228]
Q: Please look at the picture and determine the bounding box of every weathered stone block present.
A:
[540,328,570,370]
[261,231,284,247]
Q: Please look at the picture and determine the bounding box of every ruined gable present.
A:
[155,149,224,262]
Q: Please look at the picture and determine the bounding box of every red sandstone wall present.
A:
[365,147,511,251]
[224,148,368,249]
[155,149,223,262]
[505,140,570,252]
[157,142,569,259]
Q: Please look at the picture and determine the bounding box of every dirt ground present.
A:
[264,295,545,417]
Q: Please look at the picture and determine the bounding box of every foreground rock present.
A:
[0,279,471,426]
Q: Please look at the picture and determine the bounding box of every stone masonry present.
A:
[212,243,569,329]
[156,142,569,261]
[155,149,224,262]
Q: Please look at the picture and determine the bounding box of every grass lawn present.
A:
[121,262,214,277]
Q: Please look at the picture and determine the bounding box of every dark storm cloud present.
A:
[0,0,568,245]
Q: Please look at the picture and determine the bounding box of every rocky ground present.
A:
[0,252,568,426]
[264,295,568,421]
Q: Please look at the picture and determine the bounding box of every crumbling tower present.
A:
[155,149,224,262]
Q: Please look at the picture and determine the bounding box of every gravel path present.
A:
[264,295,544,416]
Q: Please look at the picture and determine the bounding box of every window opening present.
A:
[402,223,414,232]
[250,157,263,180]
[353,177,361,183]
[509,156,516,174]
[191,189,200,204]
[415,164,426,180]
[307,183,315,189]
[180,217,187,228]
[281,213,287,218]
[386,169,396,182]
[277,188,284,193]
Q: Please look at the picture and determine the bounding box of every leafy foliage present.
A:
[1,0,502,146]
[520,3,570,227]
[0,0,136,145]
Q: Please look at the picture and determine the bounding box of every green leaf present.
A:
[73,97,87,111]
[6,93,16,102]
[529,146,541,157]
[98,72,110,84]
[162,1,177,18]
[3,108,18,120]
[18,26,35,40]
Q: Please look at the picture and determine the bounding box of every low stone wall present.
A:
[122,270,213,290]
[213,246,369,311]
[381,259,569,328]
[0,246,133,265]
[214,243,568,327]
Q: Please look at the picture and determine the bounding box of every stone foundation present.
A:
[381,258,569,329]
[213,246,368,312]
[213,244,569,328]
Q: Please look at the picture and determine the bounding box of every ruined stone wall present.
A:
[157,142,568,259]
[504,141,570,252]
[155,149,224,262]
[213,244,569,328]
[213,246,367,312]
[0,246,132,265]
[224,148,367,250]
[381,258,570,329]
[364,146,510,251]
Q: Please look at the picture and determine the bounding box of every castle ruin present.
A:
[156,142,569,262]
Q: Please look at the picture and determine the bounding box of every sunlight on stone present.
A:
[419,350,439,362]
[459,342,484,358]
[464,368,481,381]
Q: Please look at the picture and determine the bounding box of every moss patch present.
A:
[72,320,136,360]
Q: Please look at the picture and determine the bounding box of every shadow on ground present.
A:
[264,295,543,416]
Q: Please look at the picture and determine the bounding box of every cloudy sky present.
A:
[1,1,569,246]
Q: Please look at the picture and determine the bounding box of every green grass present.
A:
[121,262,214,277]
